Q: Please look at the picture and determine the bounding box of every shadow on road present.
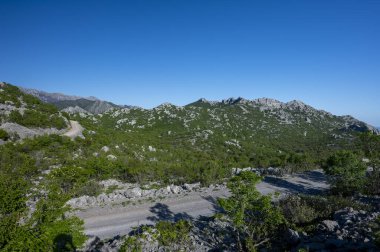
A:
[297,170,327,183]
[263,176,325,195]
[201,195,224,213]
[147,203,193,222]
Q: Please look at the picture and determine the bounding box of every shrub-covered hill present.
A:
[1,83,379,251]
[0,83,69,141]
[48,95,375,185]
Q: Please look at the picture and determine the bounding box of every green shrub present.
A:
[156,220,192,247]
[120,235,143,252]
[0,129,9,140]
[324,150,366,196]
[279,194,370,231]
[75,180,103,197]
[218,171,285,251]
[364,160,380,196]
[279,195,318,226]
[9,110,66,129]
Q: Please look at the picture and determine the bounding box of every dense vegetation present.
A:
[0,83,67,129]
[0,136,86,251]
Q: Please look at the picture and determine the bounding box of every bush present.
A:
[75,180,103,197]
[156,220,192,247]
[323,150,366,196]
[364,160,380,195]
[279,195,318,226]
[9,110,66,129]
[0,129,9,140]
[279,194,370,231]
[218,171,285,251]
[119,235,143,252]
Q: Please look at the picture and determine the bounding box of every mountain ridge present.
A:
[7,82,378,134]
[19,86,125,114]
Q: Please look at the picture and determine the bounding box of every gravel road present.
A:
[63,120,84,139]
[76,170,329,239]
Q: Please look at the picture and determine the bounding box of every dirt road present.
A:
[63,120,84,139]
[77,170,329,239]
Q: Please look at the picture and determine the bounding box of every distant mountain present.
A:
[185,97,379,135]
[73,95,378,159]
[9,83,379,139]
[19,87,98,103]
[20,86,123,114]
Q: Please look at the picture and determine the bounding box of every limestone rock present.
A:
[101,146,110,152]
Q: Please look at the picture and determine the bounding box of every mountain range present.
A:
[19,87,127,114]
[16,85,378,135]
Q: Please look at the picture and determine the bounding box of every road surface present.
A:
[76,170,329,239]
[63,120,84,139]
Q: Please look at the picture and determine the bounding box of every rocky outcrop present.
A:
[232,167,284,176]
[66,181,204,209]
[292,207,380,251]
[62,106,89,114]
[0,122,67,140]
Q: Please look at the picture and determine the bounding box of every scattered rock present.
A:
[148,145,156,152]
[294,207,380,251]
[284,228,300,245]
[183,182,201,191]
[80,236,100,251]
[101,146,110,152]
[0,122,66,140]
[107,154,117,160]
[321,220,339,232]
[131,187,142,197]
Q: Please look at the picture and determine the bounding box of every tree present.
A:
[218,172,285,251]
[324,150,366,196]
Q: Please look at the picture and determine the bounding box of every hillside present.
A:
[1,82,380,251]
[0,83,69,141]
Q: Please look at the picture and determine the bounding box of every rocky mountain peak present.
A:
[221,97,249,105]
[155,102,176,109]
[252,98,284,109]
[285,100,309,110]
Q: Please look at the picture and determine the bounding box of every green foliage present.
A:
[279,195,318,226]
[324,150,366,196]
[218,171,285,251]
[0,136,86,251]
[0,83,67,129]
[0,129,9,140]
[155,220,192,248]
[359,131,380,159]
[365,163,380,195]
[9,110,66,129]
[1,189,86,251]
[279,195,369,231]
[120,235,143,252]
[76,180,103,197]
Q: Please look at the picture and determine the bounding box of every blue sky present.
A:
[0,1,379,125]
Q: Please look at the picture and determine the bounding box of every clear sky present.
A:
[1,1,379,125]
